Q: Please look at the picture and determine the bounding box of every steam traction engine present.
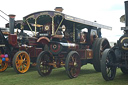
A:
[34,8,112,78]
[0,15,43,73]
[101,1,128,81]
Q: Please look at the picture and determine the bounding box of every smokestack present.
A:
[8,14,15,34]
[125,1,128,27]
[54,7,63,12]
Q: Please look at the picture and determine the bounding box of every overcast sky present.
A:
[0,0,126,42]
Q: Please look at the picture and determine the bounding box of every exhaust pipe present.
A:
[8,14,15,34]
[125,1,128,27]
[54,7,63,12]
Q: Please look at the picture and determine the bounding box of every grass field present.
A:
[0,64,128,85]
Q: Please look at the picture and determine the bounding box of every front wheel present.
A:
[36,51,53,76]
[0,60,8,72]
[120,67,128,74]
[101,49,116,81]
[13,51,30,74]
[0,48,8,72]
[65,51,81,79]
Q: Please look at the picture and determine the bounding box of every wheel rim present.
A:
[0,48,8,72]
[15,52,30,73]
[68,53,81,78]
[101,49,116,81]
[0,60,8,72]
[39,53,52,76]
[93,38,110,72]
[100,39,110,58]
[105,55,115,79]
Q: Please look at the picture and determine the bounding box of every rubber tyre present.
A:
[101,49,116,81]
[93,38,110,72]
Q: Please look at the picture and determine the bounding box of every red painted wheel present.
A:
[36,51,53,76]
[65,51,81,78]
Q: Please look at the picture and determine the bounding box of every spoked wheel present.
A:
[120,67,128,74]
[65,51,81,79]
[101,49,116,81]
[36,51,53,76]
[0,48,8,72]
[93,38,110,72]
[0,60,8,72]
[13,51,30,74]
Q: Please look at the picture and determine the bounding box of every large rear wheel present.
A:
[93,38,110,72]
[13,51,30,74]
[36,51,53,76]
[101,49,116,81]
[65,51,81,78]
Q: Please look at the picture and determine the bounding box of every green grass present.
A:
[0,64,128,85]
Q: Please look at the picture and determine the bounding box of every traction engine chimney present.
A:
[125,1,128,27]
[8,14,15,34]
[54,7,63,12]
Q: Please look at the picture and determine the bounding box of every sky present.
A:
[0,0,126,42]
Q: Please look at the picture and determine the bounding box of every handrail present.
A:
[55,18,64,35]
[26,20,35,35]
